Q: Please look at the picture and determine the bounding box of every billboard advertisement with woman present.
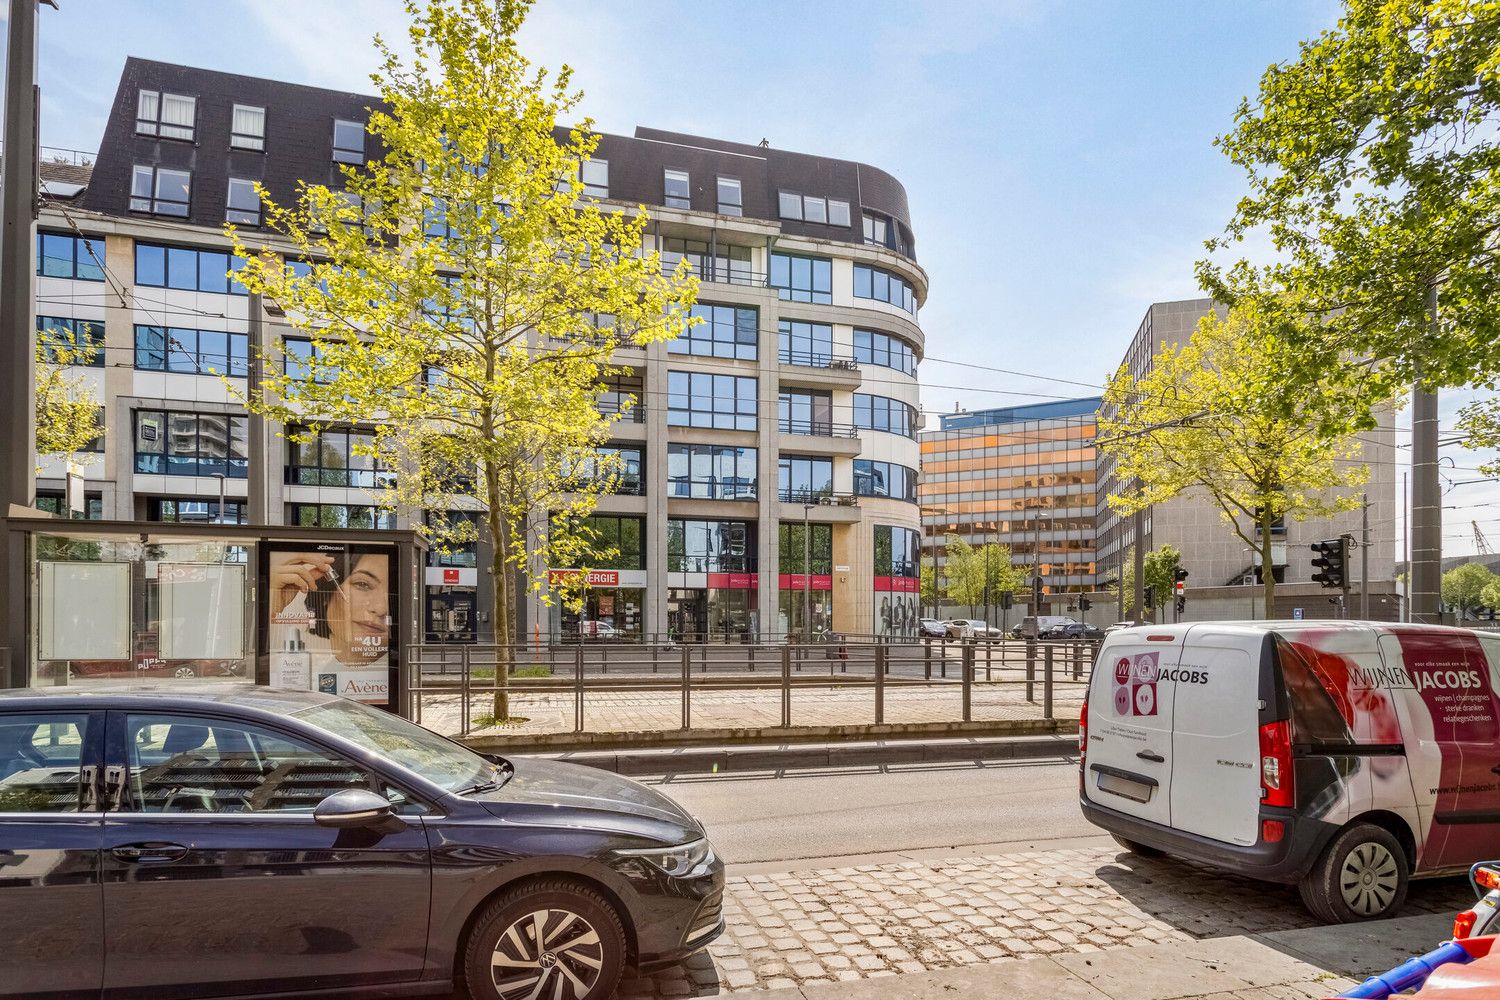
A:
[262,543,396,705]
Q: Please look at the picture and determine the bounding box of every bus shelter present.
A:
[2,517,425,712]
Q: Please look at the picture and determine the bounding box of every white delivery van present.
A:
[1081,621,1500,923]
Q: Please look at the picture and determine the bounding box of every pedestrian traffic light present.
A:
[1310,537,1349,589]
[1175,594,1186,615]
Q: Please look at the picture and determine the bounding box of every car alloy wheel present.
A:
[1338,842,1400,917]
[173,665,197,679]
[490,908,604,1000]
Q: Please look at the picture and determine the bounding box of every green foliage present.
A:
[1200,0,1500,399]
[1118,545,1182,615]
[1442,561,1498,615]
[1099,304,1373,616]
[226,0,696,718]
[939,536,1026,615]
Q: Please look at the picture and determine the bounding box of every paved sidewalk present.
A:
[724,911,1458,998]
[611,843,1468,997]
[416,683,1086,738]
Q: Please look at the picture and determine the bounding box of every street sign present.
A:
[1293,608,1304,620]
[65,461,85,517]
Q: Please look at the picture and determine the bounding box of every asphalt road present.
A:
[640,758,1097,867]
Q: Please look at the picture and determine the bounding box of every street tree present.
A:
[979,543,1027,610]
[1480,575,1500,615]
[941,535,985,617]
[1200,0,1500,399]
[35,331,102,466]
[1099,303,1373,618]
[919,563,940,618]
[228,0,696,719]
[1117,545,1182,617]
[1441,562,1498,618]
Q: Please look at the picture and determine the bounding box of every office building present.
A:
[919,398,1102,615]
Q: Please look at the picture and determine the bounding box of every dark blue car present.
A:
[0,686,723,999]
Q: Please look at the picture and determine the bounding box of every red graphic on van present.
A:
[1113,652,1160,717]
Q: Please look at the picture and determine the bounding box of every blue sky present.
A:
[13,0,1499,557]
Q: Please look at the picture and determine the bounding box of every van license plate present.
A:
[1097,772,1153,804]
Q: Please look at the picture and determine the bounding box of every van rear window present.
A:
[1275,636,1359,747]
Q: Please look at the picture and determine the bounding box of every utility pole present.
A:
[247,291,267,525]
[1410,282,1442,624]
[0,0,48,689]
[1360,494,1370,620]
[1131,507,1145,625]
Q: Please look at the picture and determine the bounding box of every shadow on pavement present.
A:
[1092,848,1470,943]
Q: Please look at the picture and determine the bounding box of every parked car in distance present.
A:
[1046,622,1105,641]
[579,619,619,639]
[918,618,948,638]
[0,686,724,999]
[1016,615,1080,639]
[945,619,1000,639]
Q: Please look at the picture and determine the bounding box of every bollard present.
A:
[984,638,992,681]
[1026,640,1036,703]
[1044,644,1054,721]
[924,641,932,681]
[961,643,974,722]
[460,645,472,735]
[681,644,692,729]
[875,643,886,724]
[780,645,792,728]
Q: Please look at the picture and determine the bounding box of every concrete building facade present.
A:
[32,57,927,644]
[1096,299,1399,621]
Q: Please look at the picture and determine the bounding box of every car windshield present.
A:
[290,698,493,792]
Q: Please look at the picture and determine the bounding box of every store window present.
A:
[778,521,833,638]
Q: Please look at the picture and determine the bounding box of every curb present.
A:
[535,733,1080,776]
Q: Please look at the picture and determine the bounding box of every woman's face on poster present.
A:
[328,554,390,663]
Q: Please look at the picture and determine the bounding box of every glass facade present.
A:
[285,426,394,489]
[668,444,758,500]
[919,401,1100,594]
[673,303,758,359]
[778,521,832,637]
[778,320,834,367]
[853,329,918,376]
[853,459,917,503]
[778,456,833,502]
[667,519,754,573]
[853,264,916,314]
[852,394,917,438]
[769,253,832,304]
[134,410,249,478]
[779,389,832,436]
[873,524,920,638]
[667,372,757,431]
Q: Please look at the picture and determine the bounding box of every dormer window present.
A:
[231,105,265,151]
[136,89,196,141]
[332,119,366,165]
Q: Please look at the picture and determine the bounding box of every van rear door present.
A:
[1084,629,1184,827]
[1168,629,1267,847]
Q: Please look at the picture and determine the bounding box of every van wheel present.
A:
[462,878,626,1000]
[1110,834,1164,859]
[1298,823,1408,924]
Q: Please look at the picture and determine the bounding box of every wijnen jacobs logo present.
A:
[1351,663,1485,693]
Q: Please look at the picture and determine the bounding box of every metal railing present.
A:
[778,419,861,439]
[778,351,861,372]
[403,637,1100,736]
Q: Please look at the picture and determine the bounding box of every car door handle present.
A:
[111,842,188,865]
[1136,750,1165,763]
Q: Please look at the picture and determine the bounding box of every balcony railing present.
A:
[778,351,861,371]
[778,419,860,439]
[779,489,859,506]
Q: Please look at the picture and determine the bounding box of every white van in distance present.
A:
[1080,621,1500,922]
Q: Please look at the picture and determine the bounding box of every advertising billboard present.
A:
[261,542,396,705]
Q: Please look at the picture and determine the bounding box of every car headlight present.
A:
[615,838,715,877]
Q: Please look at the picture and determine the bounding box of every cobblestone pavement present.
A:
[611,844,1469,997]
[416,681,1086,737]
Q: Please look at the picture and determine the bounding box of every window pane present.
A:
[166,329,198,373]
[778,191,802,220]
[197,251,229,294]
[804,197,827,224]
[0,714,91,813]
[828,200,851,227]
[167,248,197,290]
[124,715,379,814]
[136,244,165,286]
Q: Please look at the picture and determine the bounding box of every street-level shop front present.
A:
[5,518,423,711]
[548,568,646,640]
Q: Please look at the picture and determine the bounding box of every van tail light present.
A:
[1259,720,1294,809]
[1455,910,1479,939]
[1078,700,1088,791]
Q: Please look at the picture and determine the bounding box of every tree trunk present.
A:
[488,508,511,721]
[1259,511,1277,619]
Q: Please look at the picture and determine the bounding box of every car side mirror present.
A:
[314,788,404,831]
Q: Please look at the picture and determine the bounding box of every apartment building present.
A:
[34,57,926,643]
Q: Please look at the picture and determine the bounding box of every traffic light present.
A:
[1079,596,1092,612]
[1143,584,1156,610]
[1310,537,1349,590]
[1000,591,1013,611]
